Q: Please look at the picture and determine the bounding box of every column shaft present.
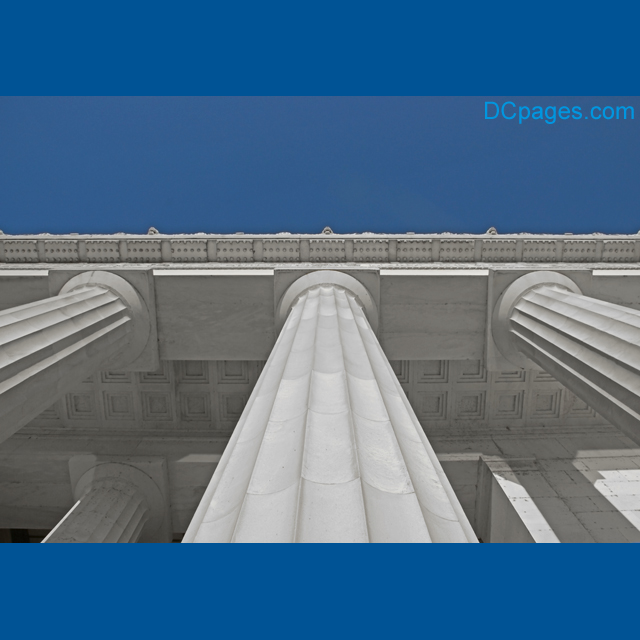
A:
[509,284,640,442]
[43,479,150,543]
[0,283,133,442]
[184,284,476,543]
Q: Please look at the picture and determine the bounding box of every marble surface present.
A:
[184,278,477,543]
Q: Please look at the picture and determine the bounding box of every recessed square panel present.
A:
[456,392,485,419]
[567,393,597,418]
[494,370,526,383]
[390,360,410,384]
[219,393,248,420]
[142,392,173,421]
[180,393,211,421]
[531,391,561,418]
[458,360,487,383]
[139,362,171,384]
[101,371,132,384]
[177,361,210,384]
[66,393,96,419]
[103,392,135,420]
[417,360,449,383]
[217,361,249,384]
[494,391,524,419]
[416,392,447,420]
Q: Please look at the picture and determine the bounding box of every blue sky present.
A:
[1,96,638,235]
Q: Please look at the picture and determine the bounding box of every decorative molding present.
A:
[4,240,38,262]
[603,240,635,262]
[522,240,557,262]
[482,240,517,262]
[1,234,640,265]
[262,239,300,262]
[309,238,345,262]
[440,240,475,262]
[126,240,161,262]
[353,239,389,262]
[170,240,207,262]
[216,239,253,262]
[86,240,120,262]
[397,239,432,262]
[563,240,597,262]
[44,240,79,262]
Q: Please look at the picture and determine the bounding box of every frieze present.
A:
[2,234,640,265]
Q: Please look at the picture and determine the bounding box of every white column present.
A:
[0,271,150,443]
[43,478,150,543]
[493,271,640,444]
[184,272,477,543]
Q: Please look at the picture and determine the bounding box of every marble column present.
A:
[184,272,477,543]
[42,477,150,543]
[0,271,150,443]
[493,271,640,444]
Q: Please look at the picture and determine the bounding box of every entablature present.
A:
[4,233,640,364]
[2,231,640,265]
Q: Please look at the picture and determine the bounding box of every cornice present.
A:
[1,232,640,265]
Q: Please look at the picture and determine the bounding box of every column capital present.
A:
[59,271,151,369]
[492,271,581,368]
[489,271,640,443]
[69,456,172,542]
[276,270,379,332]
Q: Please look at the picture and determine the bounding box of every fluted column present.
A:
[493,271,640,444]
[0,271,150,443]
[43,477,150,543]
[184,272,477,543]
